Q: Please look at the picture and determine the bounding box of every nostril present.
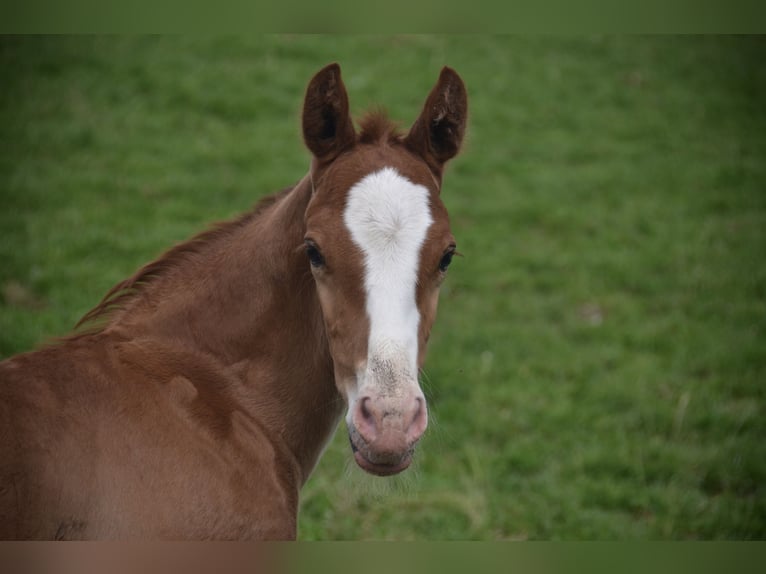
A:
[354,397,378,442]
[411,397,421,421]
[360,397,374,424]
[407,397,428,440]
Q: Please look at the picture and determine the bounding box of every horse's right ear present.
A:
[302,63,356,164]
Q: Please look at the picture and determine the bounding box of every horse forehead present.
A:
[308,152,441,235]
[343,167,434,241]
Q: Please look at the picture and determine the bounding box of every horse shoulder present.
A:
[0,337,300,539]
[0,340,117,538]
[93,337,303,539]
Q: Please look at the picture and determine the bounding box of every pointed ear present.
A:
[302,63,356,163]
[405,67,468,175]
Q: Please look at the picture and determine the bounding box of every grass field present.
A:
[1,36,764,540]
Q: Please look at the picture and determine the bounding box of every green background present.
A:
[1,36,764,539]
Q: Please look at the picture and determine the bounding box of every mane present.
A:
[71,109,402,337]
[357,109,404,145]
[72,187,292,334]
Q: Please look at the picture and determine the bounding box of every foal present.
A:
[0,63,468,539]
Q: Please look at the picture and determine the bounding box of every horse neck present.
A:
[110,174,343,484]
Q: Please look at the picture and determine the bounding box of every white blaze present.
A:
[343,167,433,384]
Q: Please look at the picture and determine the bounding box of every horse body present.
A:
[1,175,335,539]
[0,64,467,539]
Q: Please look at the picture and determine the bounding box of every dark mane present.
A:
[357,109,404,145]
[73,186,292,334]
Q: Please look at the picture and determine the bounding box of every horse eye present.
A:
[305,242,325,268]
[439,248,456,272]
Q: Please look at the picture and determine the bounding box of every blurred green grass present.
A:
[1,36,764,539]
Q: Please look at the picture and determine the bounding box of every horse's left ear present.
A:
[302,63,356,164]
[405,67,468,177]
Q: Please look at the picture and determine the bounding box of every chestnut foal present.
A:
[0,63,467,539]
